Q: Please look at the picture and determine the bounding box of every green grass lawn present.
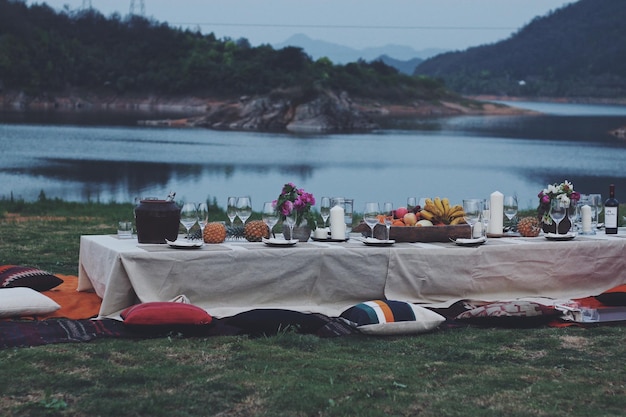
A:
[1,198,625,417]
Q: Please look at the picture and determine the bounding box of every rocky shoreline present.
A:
[1,90,535,133]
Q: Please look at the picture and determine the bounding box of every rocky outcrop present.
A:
[191,90,378,133]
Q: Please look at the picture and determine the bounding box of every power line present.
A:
[168,22,516,31]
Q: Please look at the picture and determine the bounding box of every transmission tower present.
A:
[129,0,146,16]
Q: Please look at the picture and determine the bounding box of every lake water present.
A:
[1,101,626,211]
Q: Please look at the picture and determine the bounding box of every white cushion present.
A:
[0,287,61,318]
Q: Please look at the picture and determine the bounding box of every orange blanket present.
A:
[40,275,103,320]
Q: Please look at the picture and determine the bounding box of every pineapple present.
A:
[244,220,269,242]
[517,216,541,237]
[203,222,227,243]
[226,225,246,240]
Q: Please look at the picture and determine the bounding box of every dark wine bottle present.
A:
[604,184,619,234]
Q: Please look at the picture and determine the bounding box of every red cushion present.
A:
[120,302,212,326]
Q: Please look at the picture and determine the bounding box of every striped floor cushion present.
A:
[340,300,446,335]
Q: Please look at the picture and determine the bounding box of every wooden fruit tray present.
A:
[353,222,471,242]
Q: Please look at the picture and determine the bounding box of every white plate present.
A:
[166,239,204,249]
[544,233,576,241]
[262,237,298,246]
[363,238,395,246]
[454,236,487,246]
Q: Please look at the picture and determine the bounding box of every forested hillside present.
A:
[415,0,626,98]
[0,0,448,103]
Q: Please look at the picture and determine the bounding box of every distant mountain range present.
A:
[273,34,445,74]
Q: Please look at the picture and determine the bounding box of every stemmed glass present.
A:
[503,195,518,233]
[363,202,381,239]
[262,201,279,239]
[179,202,198,239]
[407,197,417,212]
[236,196,252,225]
[482,199,491,235]
[226,197,237,226]
[589,193,603,227]
[284,210,297,241]
[550,198,568,235]
[320,197,331,227]
[566,198,577,233]
[383,202,394,241]
[462,199,483,239]
[197,202,209,235]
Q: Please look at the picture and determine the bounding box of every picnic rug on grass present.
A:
[2,275,626,349]
[1,275,357,349]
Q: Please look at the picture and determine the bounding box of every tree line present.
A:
[415,0,626,98]
[0,0,449,102]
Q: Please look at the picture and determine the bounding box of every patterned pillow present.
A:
[340,300,446,335]
[0,265,64,292]
[120,302,213,326]
[455,300,559,327]
[0,287,61,318]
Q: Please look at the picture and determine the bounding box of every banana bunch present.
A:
[419,197,466,225]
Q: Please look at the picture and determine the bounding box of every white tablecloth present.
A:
[78,232,626,318]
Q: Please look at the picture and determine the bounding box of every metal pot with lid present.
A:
[134,198,180,243]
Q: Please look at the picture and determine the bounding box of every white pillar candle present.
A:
[488,191,504,235]
[581,204,592,233]
[329,205,346,239]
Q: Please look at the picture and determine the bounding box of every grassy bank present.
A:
[1,199,625,417]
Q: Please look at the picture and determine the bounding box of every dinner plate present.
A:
[311,237,349,242]
[166,239,204,249]
[453,236,487,246]
[262,237,298,246]
[362,238,395,246]
[544,233,576,241]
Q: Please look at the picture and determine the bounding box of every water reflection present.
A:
[1,101,626,208]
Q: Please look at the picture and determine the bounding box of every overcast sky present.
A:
[32,0,578,51]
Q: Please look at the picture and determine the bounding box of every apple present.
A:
[403,212,417,226]
[395,206,408,219]
[416,219,433,227]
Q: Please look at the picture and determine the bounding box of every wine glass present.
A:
[407,197,417,212]
[197,202,209,234]
[566,198,577,232]
[320,197,331,227]
[550,198,568,235]
[462,199,483,239]
[226,196,237,226]
[236,196,252,225]
[482,198,491,235]
[589,193,603,227]
[363,202,381,239]
[383,202,394,241]
[179,202,198,239]
[574,194,588,232]
[503,195,518,233]
[261,201,279,239]
[284,209,297,241]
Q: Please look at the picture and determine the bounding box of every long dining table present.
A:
[78,231,626,319]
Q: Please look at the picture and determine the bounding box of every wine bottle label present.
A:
[605,207,618,228]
